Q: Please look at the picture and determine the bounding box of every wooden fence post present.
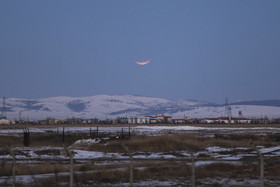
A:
[70,151,73,187]
[23,129,30,147]
[254,147,264,187]
[62,127,65,143]
[191,151,196,187]
[181,142,196,187]
[61,146,74,187]
[128,126,131,140]
[121,143,133,187]
[5,146,16,187]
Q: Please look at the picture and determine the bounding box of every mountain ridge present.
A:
[230,100,280,107]
[1,95,280,120]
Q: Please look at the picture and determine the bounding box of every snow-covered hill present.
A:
[2,95,280,120]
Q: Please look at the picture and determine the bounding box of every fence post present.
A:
[128,126,131,140]
[70,151,73,187]
[96,127,99,138]
[23,129,30,147]
[191,151,196,187]
[121,143,133,187]
[181,142,196,187]
[62,127,65,143]
[254,146,264,187]
[61,146,74,187]
[10,149,16,187]
[5,146,16,187]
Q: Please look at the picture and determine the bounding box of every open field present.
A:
[1,124,280,186]
[1,123,280,129]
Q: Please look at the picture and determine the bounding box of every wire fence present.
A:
[1,127,280,186]
[1,145,278,187]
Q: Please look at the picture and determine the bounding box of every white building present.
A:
[0,116,11,125]
[128,117,150,124]
[202,117,251,124]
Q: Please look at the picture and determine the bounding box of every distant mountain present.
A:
[230,100,280,107]
[2,95,280,120]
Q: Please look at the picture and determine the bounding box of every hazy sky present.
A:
[1,1,280,103]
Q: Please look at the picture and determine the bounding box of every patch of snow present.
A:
[221,156,242,160]
[194,160,243,166]
[73,150,104,159]
[73,138,100,145]
[206,146,232,153]
[259,146,280,154]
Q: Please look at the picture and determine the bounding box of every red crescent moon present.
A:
[136,60,151,65]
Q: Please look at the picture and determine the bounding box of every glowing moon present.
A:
[136,60,151,65]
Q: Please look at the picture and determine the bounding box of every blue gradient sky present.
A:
[1,1,280,103]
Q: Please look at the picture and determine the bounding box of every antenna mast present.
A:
[224,97,228,117]
[1,97,6,117]
[224,97,232,118]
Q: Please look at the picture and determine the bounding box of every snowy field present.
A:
[1,125,280,186]
[1,124,280,136]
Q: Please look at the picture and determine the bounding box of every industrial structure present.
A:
[0,97,11,124]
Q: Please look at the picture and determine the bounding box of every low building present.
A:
[149,118,157,124]
[82,118,99,124]
[128,117,150,124]
[202,117,251,124]
[128,117,137,124]
[166,116,173,123]
[201,118,218,124]
[137,117,150,124]
[234,118,251,124]
[173,118,186,124]
[120,117,128,124]
[155,115,172,123]
[0,116,11,125]
[218,117,234,124]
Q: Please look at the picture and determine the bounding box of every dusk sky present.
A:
[1,1,280,103]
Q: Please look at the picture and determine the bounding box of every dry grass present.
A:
[0,162,69,176]
[1,127,280,186]
[196,162,259,179]
[23,161,265,186]
[83,133,276,153]
[0,136,22,147]
[0,132,91,148]
[1,158,280,186]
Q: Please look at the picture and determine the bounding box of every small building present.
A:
[128,117,150,124]
[137,117,150,124]
[201,118,218,124]
[166,116,173,123]
[202,117,251,124]
[217,117,234,124]
[120,117,128,124]
[83,118,99,124]
[234,118,251,124]
[155,115,172,123]
[173,118,186,124]
[0,116,11,125]
[149,118,157,124]
[128,117,137,124]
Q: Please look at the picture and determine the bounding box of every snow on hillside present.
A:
[3,95,280,120]
[172,105,280,119]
